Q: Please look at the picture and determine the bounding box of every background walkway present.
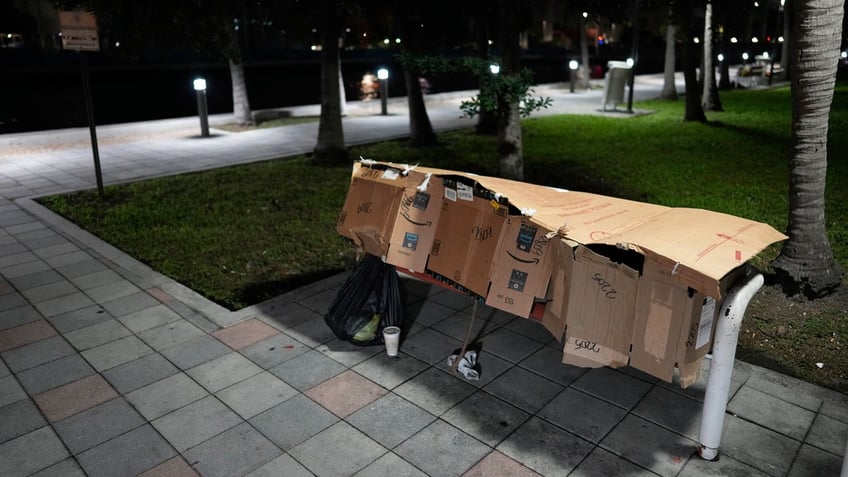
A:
[1,74,846,477]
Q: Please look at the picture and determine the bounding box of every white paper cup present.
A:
[383,326,401,357]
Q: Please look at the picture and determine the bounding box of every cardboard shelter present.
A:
[336,161,787,385]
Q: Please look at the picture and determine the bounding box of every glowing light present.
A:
[717,53,724,62]
[582,11,588,18]
[569,60,579,70]
[489,64,500,75]
[762,51,770,59]
[383,38,390,45]
[377,68,389,80]
[395,38,401,44]
[742,52,750,60]
[730,36,738,43]
[778,36,784,43]
[193,78,207,91]
[752,37,759,43]
[693,37,700,44]
[626,58,634,67]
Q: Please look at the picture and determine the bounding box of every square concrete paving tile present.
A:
[353,451,428,477]
[396,367,477,416]
[46,305,111,333]
[32,242,81,259]
[54,258,108,279]
[745,367,824,412]
[34,374,118,422]
[53,397,146,454]
[284,316,338,347]
[244,452,313,477]
[100,291,161,318]
[538,387,627,443]
[678,452,770,477]
[81,335,153,371]
[396,420,491,477]
[102,352,179,394]
[84,280,141,304]
[305,370,387,418]
[0,398,47,443]
[29,458,87,477]
[76,424,177,477]
[269,349,346,391]
[497,416,593,476]
[518,346,587,386]
[117,304,183,333]
[68,269,125,291]
[404,299,460,328]
[431,308,500,342]
[137,456,199,477]
[462,450,542,477]
[184,422,281,477]
[727,386,816,441]
[504,316,556,344]
[0,319,57,352]
[0,426,70,477]
[600,414,698,477]
[7,270,64,293]
[216,371,298,419]
[719,413,802,476]
[317,338,383,367]
[786,443,844,477]
[632,386,703,441]
[572,366,654,410]
[17,353,95,395]
[212,318,280,350]
[126,372,209,420]
[2,335,75,372]
[240,331,310,369]
[152,395,242,452]
[160,334,231,370]
[352,352,429,390]
[478,327,544,363]
[19,280,78,304]
[139,320,206,350]
[398,328,463,365]
[43,251,92,269]
[570,447,659,477]
[805,413,848,456]
[443,389,532,447]
[0,304,42,330]
[33,292,95,318]
[289,421,387,477]
[258,302,322,332]
[483,366,563,414]
[0,375,26,408]
[63,319,132,351]
[187,352,264,393]
[0,259,51,280]
[426,288,477,311]
[249,394,339,450]
[297,288,337,316]
[347,393,436,449]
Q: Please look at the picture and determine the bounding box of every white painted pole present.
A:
[698,273,764,461]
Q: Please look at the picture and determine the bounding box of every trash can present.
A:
[601,61,632,111]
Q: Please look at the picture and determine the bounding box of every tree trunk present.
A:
[475,14,497,135]
[496,0,524,180]
[771,0,844,297]
[228,58,253,126]
[701,1,722,111]
[661,22,678,100]
[718,26,731,90]
[682,32,706,121]
[579,16,591,90]
[780,1,792,80]
[313,0,347,165]
[404,64,437,147]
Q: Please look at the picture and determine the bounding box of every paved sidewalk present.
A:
[1,75,846,477]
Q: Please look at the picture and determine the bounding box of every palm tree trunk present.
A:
[579,16,591,90]
[701,1,722,111]
[404,64,436,147]
[313,0,347,164]
[496,0,524,180]
[228,58,253,126]
[682,30,706,122]
[661,22,678,100]
[771,0,844,297]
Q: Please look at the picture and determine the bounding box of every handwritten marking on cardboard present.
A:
[472,225,494,241]
[356,202,372,214]
[590,273,617,299]
[574,339,601,353]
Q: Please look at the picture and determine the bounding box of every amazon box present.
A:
[486,216,554,318]
[384,173,444,273]
[426,177,509,298]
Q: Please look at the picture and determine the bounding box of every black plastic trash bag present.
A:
[324,254,403,346]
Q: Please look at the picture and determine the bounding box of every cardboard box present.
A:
[426,177,508,298]
[384,173,443,273]
[486,216,554,317]
[561,245,640,368]
[540,238,573,342]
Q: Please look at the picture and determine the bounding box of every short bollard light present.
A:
[193,78,210,137]
[377,68,389,115]
[569,60,579,93]
[488,63,500,75]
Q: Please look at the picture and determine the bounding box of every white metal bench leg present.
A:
[698,273,764,460]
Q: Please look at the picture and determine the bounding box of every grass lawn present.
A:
[38,83,848,390]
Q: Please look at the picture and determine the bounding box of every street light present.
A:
[377,68,389,115]
[489,63,500,75]
[193,78,209,137]
[569,60,579,93]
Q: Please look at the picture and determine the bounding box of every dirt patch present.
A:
[740,280,848,393]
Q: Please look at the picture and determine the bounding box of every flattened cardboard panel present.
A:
[427,196,507,297]
[562,246,638,368]
[336,177,404,256]
[541,238,576,341]
[385,177,444,273]
[486,217,554,317]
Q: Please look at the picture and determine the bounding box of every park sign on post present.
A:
[59,10,100,52]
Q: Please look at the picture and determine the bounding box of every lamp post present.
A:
[569,60,579,93]
[377,68,389,115]
[193,78,209,137]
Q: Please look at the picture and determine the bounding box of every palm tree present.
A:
[771,0,844,297]
[700,1,722,111]
[313,0,348,165]
[494,0,529,180]
[660,20,679,100]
